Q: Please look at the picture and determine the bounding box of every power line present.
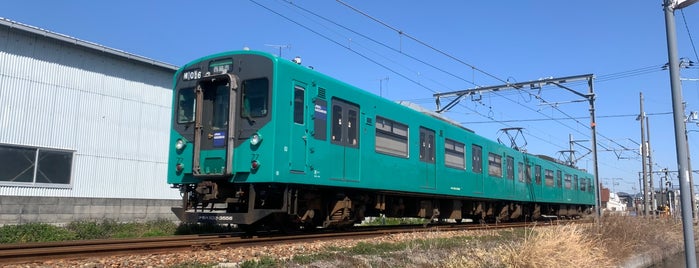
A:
[680,9,699,63]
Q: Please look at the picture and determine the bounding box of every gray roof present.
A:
[0,17,179,71]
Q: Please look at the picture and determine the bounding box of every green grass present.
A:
[0,219,178,243]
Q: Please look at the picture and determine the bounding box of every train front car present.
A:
[168,51,286,229]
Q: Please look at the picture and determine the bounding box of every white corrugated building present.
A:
[0,18,180,225]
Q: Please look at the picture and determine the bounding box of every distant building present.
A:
[601,187,627,215]
[0,18,179,225]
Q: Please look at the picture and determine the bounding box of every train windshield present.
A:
[177,88,195,124]
[205,83,230,130]
[241,78,269,118]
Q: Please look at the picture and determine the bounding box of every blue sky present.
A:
[3,0,699,194]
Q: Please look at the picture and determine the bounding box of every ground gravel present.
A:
[5,230,487,268]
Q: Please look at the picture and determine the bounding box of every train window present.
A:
[445,138,465,169]
[332,105,343,143]
[574,175,579,190]
[331,98,359,147]
[176,88,195,124]
[580,178,587,191]
[472,144,482,174]
[564,174,572,189]
[208,83,230,130]
[241,78,269,118]
[293,86,305,124]
[313,99,327,140]
[487,153,502,177]
[506,156,514,180]
[376,116,409,158]
[534,165,541,184]
[588,178,594,192]
[525,165,532,183]
[518,162,524,182]
[544,169,554,186]
[556,171,563,188]
[419,127,435,163]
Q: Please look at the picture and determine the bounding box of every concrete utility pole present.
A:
[663,0,697,266]
[639,92,650,216]
[647,116,656,216]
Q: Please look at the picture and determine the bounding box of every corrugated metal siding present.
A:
[0,24,178,199]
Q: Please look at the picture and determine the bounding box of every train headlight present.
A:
[250,133,263,146]
[175,139,186,150]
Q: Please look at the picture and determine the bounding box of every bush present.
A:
[0,223,76,243]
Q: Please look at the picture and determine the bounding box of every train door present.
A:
[193,74,238,176]
[419,127,436,189]
[330,98,360,182]
[289,83,307,173]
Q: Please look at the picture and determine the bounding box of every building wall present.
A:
[0,19,180,224]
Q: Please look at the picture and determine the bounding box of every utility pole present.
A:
[647,116,655,216]
[639,92,650,216]
[663,0,697,265]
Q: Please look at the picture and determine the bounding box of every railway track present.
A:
[0,219,580,265]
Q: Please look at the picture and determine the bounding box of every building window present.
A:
[375,116,409,157]
[472,144,482,174]
[488,153,502,177]
[545,169,554,186]
[0,144,73,187]
[445,138,465,169]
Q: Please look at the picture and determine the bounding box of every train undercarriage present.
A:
[172,181,592,232]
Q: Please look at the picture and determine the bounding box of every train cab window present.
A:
[544,169,554,186]
[177,88,195,124]
[564,174,572,189]
[506,156,514,180]
[419,127,435,163]
[472,144,482,174]
[534,165,542,185]
[293,86,305,124]
[331,98,359,147]
[445,138,465,169]
[376,116,409,157]
[487,153,502,177]
[518,162,524,182]
[241,78,269,118]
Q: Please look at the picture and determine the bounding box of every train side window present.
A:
[518,162,524,182]
[564,174,572,189]
[471,144,482,174]
[176,87,196,124]
[331,98,359,147]
[419,127,435,163]
[445,138,465,169]
[535,165,542,185]
[487,153,502,177]
[573,175,579,190]
[580,178,587,191]
[506,156,514,180]
[313,99,327,140]
[293,86,305,124]
[375,116,409,157]
[331,105,343,143]
[556,171,563,188]
[525,165,532,183]
[544,169,554,186]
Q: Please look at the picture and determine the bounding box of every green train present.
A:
[167,50,595,230]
